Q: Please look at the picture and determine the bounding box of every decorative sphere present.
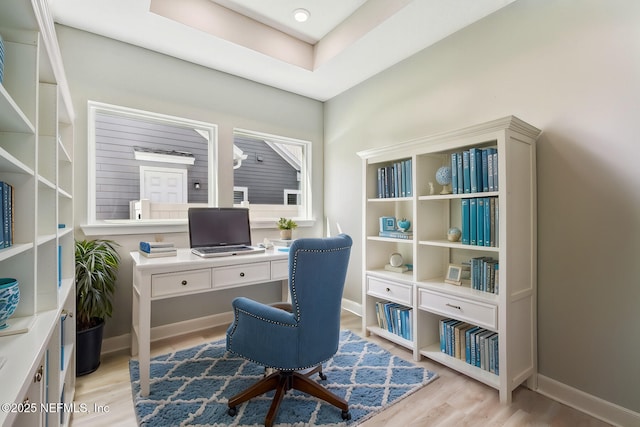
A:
[447,227,462,242]
[389,253,403,267]
[435,166,452,186]
[0,278,20,330]
[397,219,411,232]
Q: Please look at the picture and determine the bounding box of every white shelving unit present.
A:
[358,116,539,403]
[0,0,75,425]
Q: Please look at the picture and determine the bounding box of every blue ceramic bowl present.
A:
[0,278,20,330]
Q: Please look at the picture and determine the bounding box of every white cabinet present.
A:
[0,0,75,425]
[358,116,539,403]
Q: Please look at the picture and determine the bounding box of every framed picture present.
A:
[444,264,462,285]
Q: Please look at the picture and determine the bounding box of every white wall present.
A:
[324,0,640,415]
[56,25,325,339]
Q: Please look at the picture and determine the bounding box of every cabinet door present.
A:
[13,356,46,427]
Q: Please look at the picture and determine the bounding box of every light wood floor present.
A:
[71,312,611,427]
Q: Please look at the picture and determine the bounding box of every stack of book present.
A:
[139,241,177,258]
[460,196,498,247]
[439,318,499,374]
[375,159,412,198]
[374,301,412,340]
[450,147,498,195]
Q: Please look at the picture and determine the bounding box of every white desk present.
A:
[130,248,289,396]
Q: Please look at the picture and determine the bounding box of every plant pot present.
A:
[76,318,105,376]
[280,229,292,240]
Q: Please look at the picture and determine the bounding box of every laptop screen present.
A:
[188,207,252,248]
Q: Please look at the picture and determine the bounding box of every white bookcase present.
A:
[0,0,75,425]
[358,116,539,403]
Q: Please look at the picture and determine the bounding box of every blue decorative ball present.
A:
[397,219,411,232]
[0,278,20,330]
[435,166,452,186]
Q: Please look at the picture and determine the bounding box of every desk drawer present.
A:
[152,269,211,298]
[367,277,412,306]
[418,289,497,330]
[271,260,289,280]
[213,262,271,288]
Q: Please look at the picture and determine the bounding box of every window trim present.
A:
[82,101,218,235]
[233,127,312,221]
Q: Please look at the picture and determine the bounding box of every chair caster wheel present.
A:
[228,407,237,417]
[319,372,327,380]
[341,410,351,420]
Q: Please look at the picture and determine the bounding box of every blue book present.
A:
[462,151,471,193]
[3,182,10,247]
[492,151,499,190]
[407,159,412,196]
[485,197,492,246]
[486,148,497,191]
[0,183,3,248]
[450,153,458,195]
[469,198,477,245]
[461,199,470,244]
[469,148,481,193]
[465,326,481,364]
[476,198,485,246]
[456,151,463,194]
[481,149,489,192]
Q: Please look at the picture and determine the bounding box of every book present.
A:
[454,322,469,359]
[139,241,175,252]
[384,264,409,273]
[456,151,463,194]
[492,151,499,190]
[461,199,470,244]
[465,326,481,364]
[481,149,489,192]
[451,153,458,194]
[485,197,492,247]
[462,151,471,193]
[476,197,485,246]
[470,198,477,245]
[378,230,412,239]
[469,148,481,193]
[139,249,177,258]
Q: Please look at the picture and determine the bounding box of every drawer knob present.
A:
[240,272,245,277]
[385,287,390,292]
[446,303,461,310]
[181,280,188,286]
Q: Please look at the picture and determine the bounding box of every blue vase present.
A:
[0,278,20,329]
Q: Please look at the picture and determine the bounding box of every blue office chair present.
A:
[226,234,352,426]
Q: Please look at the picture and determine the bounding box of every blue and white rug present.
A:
[130,330,437,426]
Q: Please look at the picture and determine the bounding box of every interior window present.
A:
[233,129,311,222]
[87,101,218,224]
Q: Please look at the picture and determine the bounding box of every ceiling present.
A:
[49,0,516,101]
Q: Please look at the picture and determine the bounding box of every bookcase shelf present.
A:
[358,116,539,404]
[0,1,75,426]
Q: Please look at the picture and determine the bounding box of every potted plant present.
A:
[75,239,121,376]
[276,217,297,240]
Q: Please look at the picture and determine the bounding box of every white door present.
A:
[140,166,188,203]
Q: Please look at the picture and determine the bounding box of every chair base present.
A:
[227,368,350,427]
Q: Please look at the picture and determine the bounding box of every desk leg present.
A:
[281,279,290,302]
[138,280,151,397]
[131,285,139,357]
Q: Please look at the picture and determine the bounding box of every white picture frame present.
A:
[444,264,462,285]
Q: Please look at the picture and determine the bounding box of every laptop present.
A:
[188,207,265,258]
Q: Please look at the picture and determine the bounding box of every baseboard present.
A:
[341,298,362,317]
[102,299,362,355]
[536,374,640,427]
[101,311,234,355]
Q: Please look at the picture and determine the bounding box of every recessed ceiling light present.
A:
[293,8,310,23]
